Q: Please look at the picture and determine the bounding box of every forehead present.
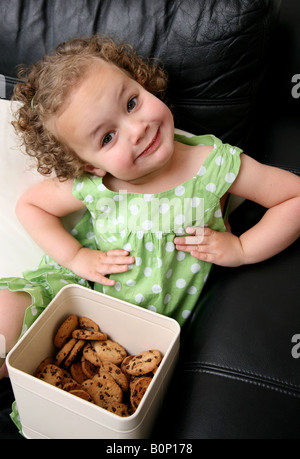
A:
[49,61,137,145]
[65,60,134,108]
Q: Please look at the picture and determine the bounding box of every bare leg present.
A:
[0,289,31,379]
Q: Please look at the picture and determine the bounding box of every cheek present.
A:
[158,103,174,131]
[111,150,131,171]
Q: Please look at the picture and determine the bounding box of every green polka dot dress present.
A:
[0,133,242,332]
[72,133,242,326]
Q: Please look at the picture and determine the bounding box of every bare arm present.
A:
[16,178,134,283]
[16,178,86,266]
[174,154,300,266]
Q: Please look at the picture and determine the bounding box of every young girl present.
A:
[1,36,300,382]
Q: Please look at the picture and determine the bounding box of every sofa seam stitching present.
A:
[183,361,300,390]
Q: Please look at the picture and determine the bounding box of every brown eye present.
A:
[102,132,115,146]
[127,97,137,112]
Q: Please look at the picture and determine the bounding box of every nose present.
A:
[126,118,149,145]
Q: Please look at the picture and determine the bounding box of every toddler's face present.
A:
[50,61,174,186]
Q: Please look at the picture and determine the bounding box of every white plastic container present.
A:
[7,285,180,439]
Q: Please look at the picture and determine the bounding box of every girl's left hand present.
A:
[174,226,245,267]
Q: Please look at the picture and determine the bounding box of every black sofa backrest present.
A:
[0,0,281,153]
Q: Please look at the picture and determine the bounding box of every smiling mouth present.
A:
[136,129,160,160]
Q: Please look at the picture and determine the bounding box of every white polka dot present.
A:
[225,172,236,183]
[165,242,175,252]
[164,294,171,304]
[206,183,216,193]
[177,251,185,261]
[215,155,224,166]
[175,185,185,196]
[142,220,153,231]
[107,235,117,242]
[137,231,144,239]
[144,194,154,201]
[113,217,122,226]
[85,194,94,203]
[176,278,186,289]
[126,280,136,287]
[31,306,38,316]
[114,282,121,291]
[100,205,111,213]
[191,197,201,207]
[187,286,197,294]
[144,267,152,277]
[113,194,124,201]
[156,231,163,239]
[145,242,154,252]
[136,257,142,266]
[97,183,106,191]
[191,263,201,273]
[130,205,139,215]
[182,310,191,319]
[159,203,169,214]
[230,147,237,155]
[197,166,206,176]
[123,243,132,251]
[76,182,84,191]
[175,214,185,226]
[135,293,144,303]
[166,269,172,279]
[152,284,162,294]
[214,209,222,218]
[148,305,157,312]
[157,258,162,268]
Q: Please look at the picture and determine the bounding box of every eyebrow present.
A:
[87,81,128,141]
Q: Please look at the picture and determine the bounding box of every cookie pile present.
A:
[34,314,162,417]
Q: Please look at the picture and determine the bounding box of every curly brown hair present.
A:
[12,36,168,180]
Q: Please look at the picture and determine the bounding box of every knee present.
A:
[0,289,31,310]
[0,289,31,352]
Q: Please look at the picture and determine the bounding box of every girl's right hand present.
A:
[68,248,135,285]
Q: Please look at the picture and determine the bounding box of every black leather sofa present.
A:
[0,0,299,439]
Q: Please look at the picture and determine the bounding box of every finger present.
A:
[174,235,201,245]
[186,227,216,237]
[106,249,130,257]
[92,273,116,286]
[174,234,209,246]
[190,251,214,262]
[175,244,199,252]
[102,255,135,265]
[174,227,213,246]
[186,226,207,236]
[98,264,131,275]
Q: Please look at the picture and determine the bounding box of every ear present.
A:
[85,164,107,177]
